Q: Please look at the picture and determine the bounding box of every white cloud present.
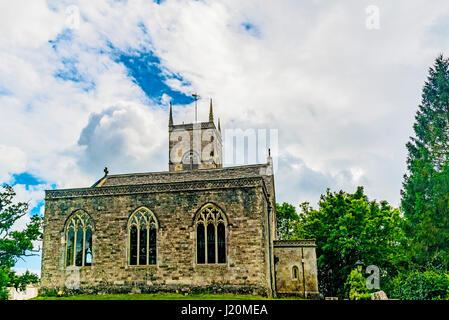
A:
[0,0,64,48]
[138,0,449,206]
[0,145,27,182]
[9,183,48,232]
[12,184,47,209]
[2,0,449,214]
[76,102,167,175]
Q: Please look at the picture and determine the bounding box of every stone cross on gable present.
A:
[104,167,109,176]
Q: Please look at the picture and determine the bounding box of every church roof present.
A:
[45,164,275,202]
[93,164,272,188]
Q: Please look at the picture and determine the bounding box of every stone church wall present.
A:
[41,185,273,296]
[273,240,319,299]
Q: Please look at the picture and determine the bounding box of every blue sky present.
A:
[1,0,449,275]
[117,51,192,105]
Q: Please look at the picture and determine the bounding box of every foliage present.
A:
[386,269,449,300]
[0,184,42,300]
[0,268,10,300]
[287,187,406,298]
[344,269,372,300]
[401,55,449,269]
[8,270,39,291]
[275,202,299,240]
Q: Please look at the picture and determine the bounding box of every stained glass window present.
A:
[149,225,157,265]
[75,229,83,266]
[197,224,205,264]
[84,229,92,266]
[65,210,93,267]
[217,223,226,263]
[66,229,74,266]
[195,204,227,264]
[128,207,158,266]
[130,225,138,265]
[207,224,216,263]
[139,225,147,265]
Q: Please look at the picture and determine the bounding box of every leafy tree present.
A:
[292,187,406,298]
[401,55,449,269]
[0,185,42,300]
[0,268,9,300]
[275,202,299,240]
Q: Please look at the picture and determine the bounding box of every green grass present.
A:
[32,292,305,300]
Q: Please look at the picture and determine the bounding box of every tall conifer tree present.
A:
[402,55,449,269]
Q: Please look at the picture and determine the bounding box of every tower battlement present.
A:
[168,100,223,172]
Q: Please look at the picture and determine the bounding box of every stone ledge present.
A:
[194,264,228,269]
[99,163,268,186]
[169,121,217,131]
[125,265,158,270]
[273,240,317,248]
[276,291,320,300]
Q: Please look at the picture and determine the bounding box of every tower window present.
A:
[182,152,199,170]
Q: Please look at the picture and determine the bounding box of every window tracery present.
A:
[195,204,227,264]
[65,210,93,267]
[128,207,158,266]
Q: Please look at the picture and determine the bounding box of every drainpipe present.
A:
[267,204,274,296]
[301,247,306,298]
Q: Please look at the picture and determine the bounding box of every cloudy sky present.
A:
[2,0,449,274]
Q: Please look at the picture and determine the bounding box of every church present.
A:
[40,101,319,298]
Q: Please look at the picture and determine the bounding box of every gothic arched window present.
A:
[195,204,227,264]
[128,207,158,266]
[65,210,93,267]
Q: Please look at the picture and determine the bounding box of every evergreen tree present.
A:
[401,55,449,269]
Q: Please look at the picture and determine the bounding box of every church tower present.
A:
[168,99,223,172]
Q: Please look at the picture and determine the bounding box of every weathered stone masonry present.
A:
[41,175,275,295]
[274,240,319,299]
[40,103,319,297]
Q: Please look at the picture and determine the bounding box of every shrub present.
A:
[344,269,372,300]
[387,269,449,300]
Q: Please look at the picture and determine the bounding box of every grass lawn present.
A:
[32,292,305,300]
